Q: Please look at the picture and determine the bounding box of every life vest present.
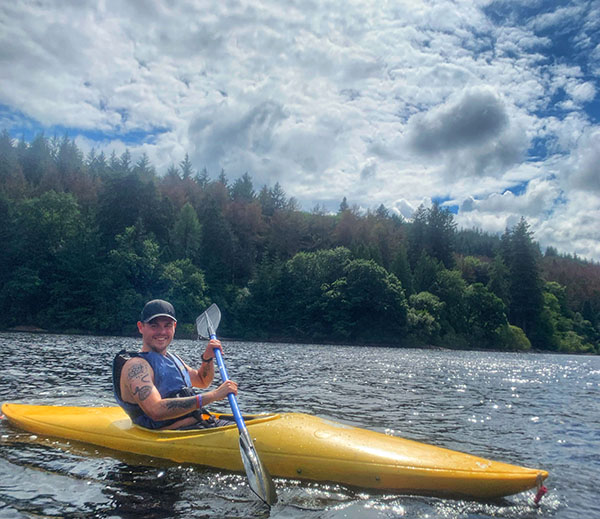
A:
[112,349,193,429]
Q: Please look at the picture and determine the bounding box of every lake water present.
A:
[0,332,598,518]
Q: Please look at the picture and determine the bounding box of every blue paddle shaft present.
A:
[210,333,247,432]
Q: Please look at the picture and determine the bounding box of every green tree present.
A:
[408,204,428,268]
[407,291,444,343]
[0,195,17,296]
[431,269,468,335]
[217,168,228,187]
[502,218,545,346]
[43,224,107,331]
[108,226,161,292]
[496,324,531,351]
[120,149,132,174]
[108,150,121,175]
[22,133,55,186]
[173,202,202,261]
[487,254,511,308]
[320,258,407,340]
[158,259,209,324]
[1,191,84,327]
[227,199,264,286]
[97,171,168,248]
[266,209,307,260]
[232,256,286,337]
[390,243,414,295]
[413,251,442,293]
[408,202,456,269]
[0,267,43,326]
[86,149,109,179]
[180,153,194,179]
[15,191,82,265]
[465,283,507,346]
[101,226,162,330]
[231,172,256,202]
[427,201,456,268]
[195,167,210,188]
[259,182,288,217]
[457,256,490,285]
[134,153,156,178]
[281,247,352,336]
[0,130,27,197]
[338,196,349,213]
[198,195,236,292]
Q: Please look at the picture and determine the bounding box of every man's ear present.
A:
[137,321,144,334]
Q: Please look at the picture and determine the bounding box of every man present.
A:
[113,299,237,429]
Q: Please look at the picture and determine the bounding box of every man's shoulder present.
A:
[114,351,151,379]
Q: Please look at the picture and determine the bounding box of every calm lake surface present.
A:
[0,332,598,519]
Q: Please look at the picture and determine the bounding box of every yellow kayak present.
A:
[1,403,547,499]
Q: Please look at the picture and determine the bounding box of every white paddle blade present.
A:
[195,304,222,338]
[239,429,277,506]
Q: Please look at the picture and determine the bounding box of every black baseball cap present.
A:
[140,299,177,323]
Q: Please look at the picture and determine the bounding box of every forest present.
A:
[0,130,599,354]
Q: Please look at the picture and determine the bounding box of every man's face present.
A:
[137,316,177,353]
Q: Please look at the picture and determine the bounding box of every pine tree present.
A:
[180,153,194,179]
[134,153,155,178]
[120,150,132,174]
[195,167,209,188]
[427,202,456,268]
[488,254,510,308]
[173,202,202,260]
[231,172,255,202]
[217,168,228,187]
[408,204,428,268]
[339,196,349,213]
[391,243,414,295]
[502,218,544,342]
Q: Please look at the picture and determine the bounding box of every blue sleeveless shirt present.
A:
[113,350,192,429]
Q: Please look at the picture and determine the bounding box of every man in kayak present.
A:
[112,299,238,430]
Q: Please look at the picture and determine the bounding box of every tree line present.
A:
[0,131,598,354]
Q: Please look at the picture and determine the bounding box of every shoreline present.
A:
[2,327,594,355]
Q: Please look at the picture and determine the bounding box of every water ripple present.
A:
[1,332,599,518]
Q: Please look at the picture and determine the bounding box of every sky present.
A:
[1,0,599,260]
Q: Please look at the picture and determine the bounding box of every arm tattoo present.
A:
[127,363,145,379]
[200,364,210,379]
[165,398,195,411]
[133,385,152,401]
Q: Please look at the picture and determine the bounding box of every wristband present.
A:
[201,354,213,363]
[195,394,202,409]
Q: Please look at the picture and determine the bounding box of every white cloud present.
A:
[529,4,586,32]
[566,81,596,104]
[562,128,600,193]
[536,190,600,259]
[455,176,562,238]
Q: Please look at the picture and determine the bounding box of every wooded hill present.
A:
[1,131,598,353]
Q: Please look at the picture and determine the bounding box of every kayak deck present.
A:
[1,403,548,499]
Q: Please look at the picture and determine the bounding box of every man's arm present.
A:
[188,338,222,388]
[122,358,197,421]
[122,357,237,421]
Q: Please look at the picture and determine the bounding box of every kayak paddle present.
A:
[195,304,277,506]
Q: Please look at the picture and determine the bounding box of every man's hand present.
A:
[203,380,238,406]
[204,338,223,360]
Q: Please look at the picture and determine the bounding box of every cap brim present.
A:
[143,313,177,323]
